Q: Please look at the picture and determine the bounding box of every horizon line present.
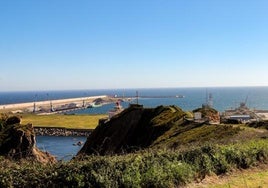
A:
[1,85,268,92]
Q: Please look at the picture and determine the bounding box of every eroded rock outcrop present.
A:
[0,115,56,163]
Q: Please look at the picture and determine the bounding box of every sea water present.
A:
[2,87,268,159]
[2,87,268,112]
[36,136,87,161]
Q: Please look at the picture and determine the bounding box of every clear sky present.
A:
[1,0,268,91]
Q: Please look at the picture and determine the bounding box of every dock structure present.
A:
[0,95,109,114]
[222,102,268,123]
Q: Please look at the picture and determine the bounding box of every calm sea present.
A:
[2,87,268,160]
[1,87,268,112]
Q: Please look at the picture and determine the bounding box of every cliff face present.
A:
[78,105,186,156]
[0,115,56,163]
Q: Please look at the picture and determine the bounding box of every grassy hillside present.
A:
[21,114,107,129]
[78,105,187,155]
[78,105,267,156]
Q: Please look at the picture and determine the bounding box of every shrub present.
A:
[1,139,268,187]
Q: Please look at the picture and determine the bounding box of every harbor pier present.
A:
[0,95,110,114]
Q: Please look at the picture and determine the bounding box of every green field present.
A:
[21,114,107,129]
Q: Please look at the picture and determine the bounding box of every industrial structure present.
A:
[222,97,268,123]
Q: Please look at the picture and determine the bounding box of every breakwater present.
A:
[34,127,92,137]
[0,95,108,111]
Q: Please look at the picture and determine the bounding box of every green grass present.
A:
[20,114,107,129]
[152,124,242,149]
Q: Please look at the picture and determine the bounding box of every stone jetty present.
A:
[34,127,92,136]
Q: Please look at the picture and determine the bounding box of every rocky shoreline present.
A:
[34,127,92,137]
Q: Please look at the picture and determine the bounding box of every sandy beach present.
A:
[0,95,108,111]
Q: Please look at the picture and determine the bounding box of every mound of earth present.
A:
[78,105,257,156]
[0,115,56,163]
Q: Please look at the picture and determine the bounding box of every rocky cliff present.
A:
[78,105,243,157]
[0,115,56,163]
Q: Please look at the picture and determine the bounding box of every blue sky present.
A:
[1,0,268,91]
